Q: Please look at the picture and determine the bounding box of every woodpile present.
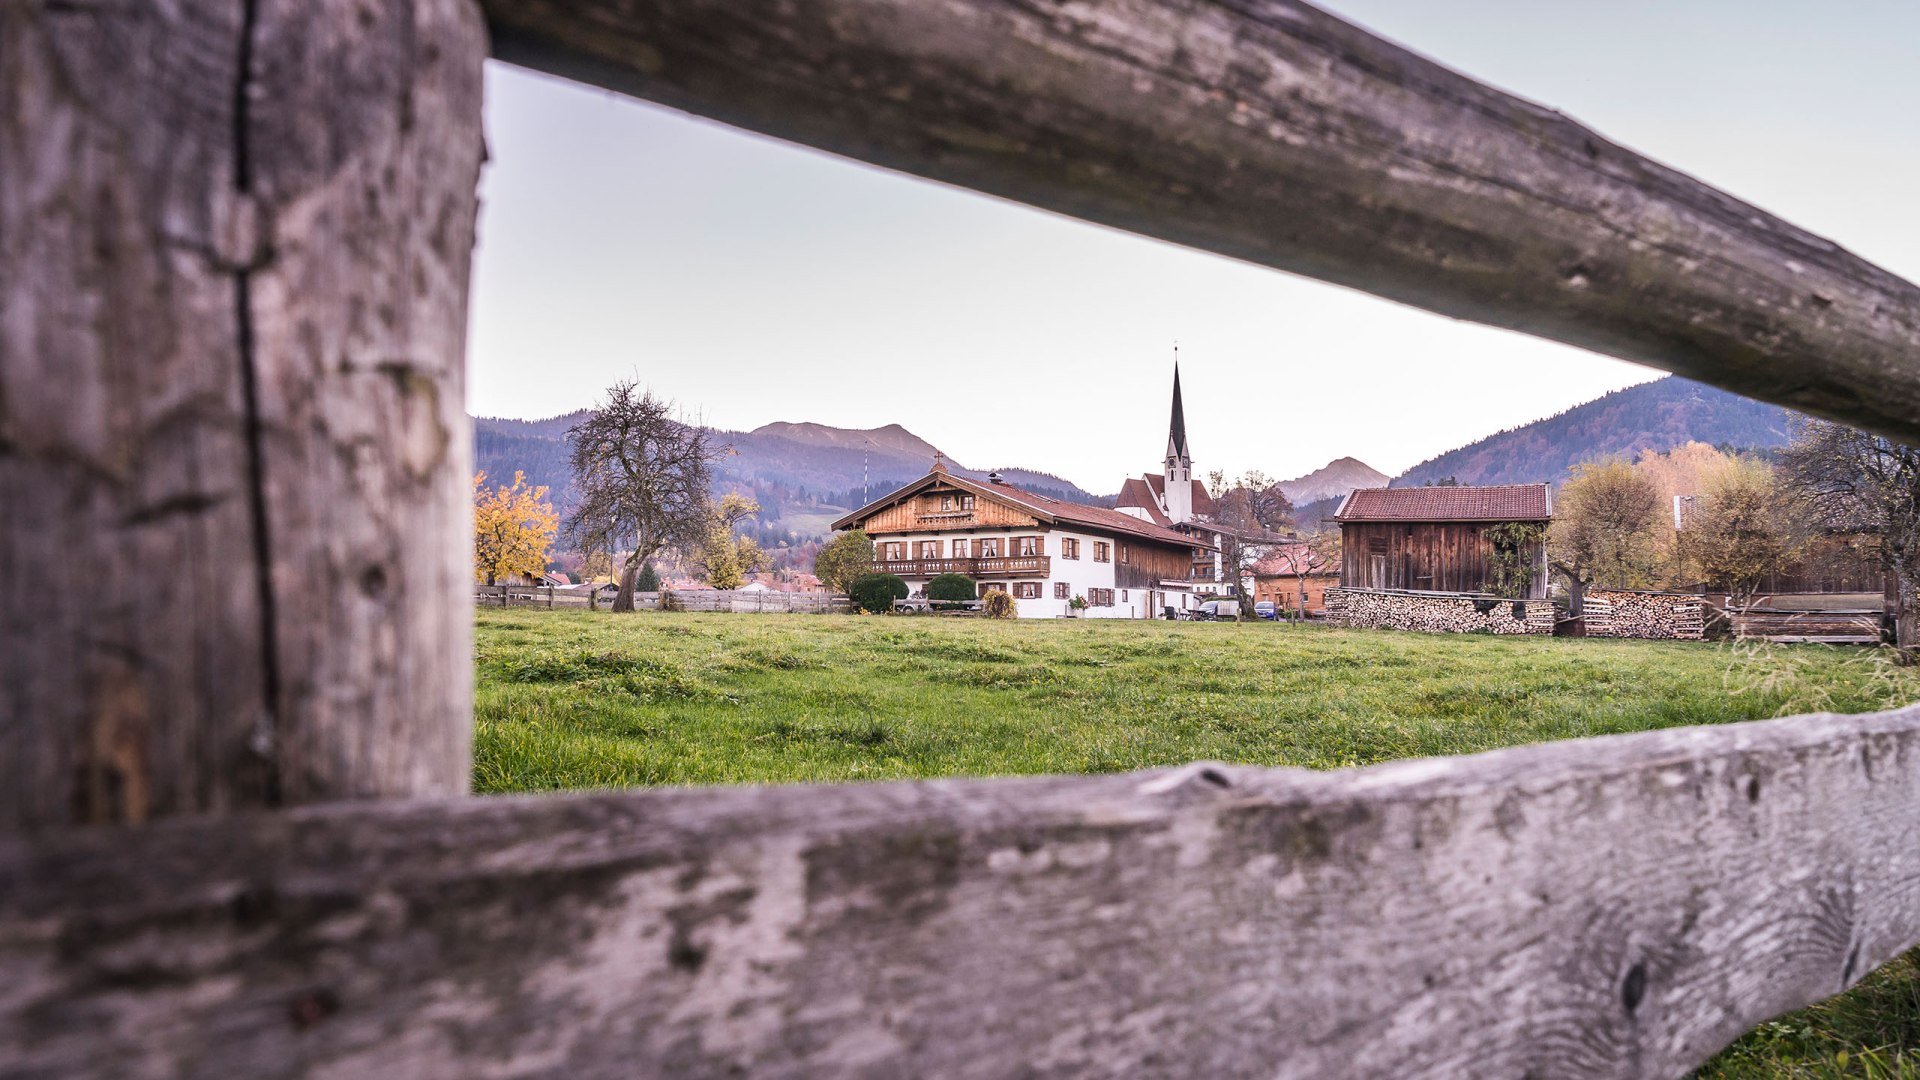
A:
[1326,589,1552,635]
[1583,590,1707,640]
[1731,608,1883,645]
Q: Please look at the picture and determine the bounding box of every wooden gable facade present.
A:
[1334,485,1552,599]
[843,477,1043,536]
[831,469,1206,596]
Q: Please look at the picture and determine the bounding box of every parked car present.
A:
[1195,598,1241,621]
[1253,600,1278,620]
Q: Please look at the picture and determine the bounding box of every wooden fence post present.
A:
[0,2,486,830]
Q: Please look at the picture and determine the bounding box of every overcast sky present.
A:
[467,0,1919,492]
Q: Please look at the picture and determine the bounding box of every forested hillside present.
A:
[1394,377,1795,488]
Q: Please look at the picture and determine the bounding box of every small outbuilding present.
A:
[1251,542,1341,615]
[1333,484,1552,599]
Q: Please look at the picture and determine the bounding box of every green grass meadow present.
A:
[473,608,1920,1077]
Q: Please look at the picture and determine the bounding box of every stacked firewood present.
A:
[1326,589,1552,635]
[1583,590,1706,640]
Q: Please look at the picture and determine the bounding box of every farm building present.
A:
[1251,542,1341,615]
[1333,484,1552,598]
[830,460,1211,618]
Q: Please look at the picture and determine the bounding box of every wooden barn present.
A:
[1333,485,1552,598]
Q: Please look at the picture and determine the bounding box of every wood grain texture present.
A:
[485,0,1920,443]
[6,706,1920,1078]
[0,0,484,830]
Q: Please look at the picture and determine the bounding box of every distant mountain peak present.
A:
[748,420,942,463]
[1278,457,1390,506]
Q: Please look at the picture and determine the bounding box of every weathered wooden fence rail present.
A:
[7,706,1920,1077]
[485,0,1920,446]
[6,0,1920,1076]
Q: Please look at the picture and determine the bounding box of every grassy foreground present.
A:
[473,609,1920,1077]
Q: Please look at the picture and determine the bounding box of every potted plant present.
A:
[1067,595,1088,618]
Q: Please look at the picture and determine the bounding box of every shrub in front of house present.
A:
[849,573,910,614]
[980,589,1016,619]
[926,573,976,604]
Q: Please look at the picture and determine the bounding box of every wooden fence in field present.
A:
[6,2,1920,1077]
[475,586,850,613]
[1732,607,1886,645]
[636,589,852,614]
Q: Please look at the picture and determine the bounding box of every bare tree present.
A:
[1207,469,1296,614]
[1780,419,1920,653]
[1283,532,1341,621]
[564,383,723,612]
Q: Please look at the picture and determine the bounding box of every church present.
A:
[1114,365,1278,599]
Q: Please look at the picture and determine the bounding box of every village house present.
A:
[1333,484,1552,597]
[1252,542,1341,615]
[830,460,1210,619]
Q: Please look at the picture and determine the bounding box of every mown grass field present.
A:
[473,608,1920,1077]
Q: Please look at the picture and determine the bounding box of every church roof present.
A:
[1114,477,1172,525]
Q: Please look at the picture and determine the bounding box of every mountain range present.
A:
[474,375,1800,545]
[474,415,1105,545]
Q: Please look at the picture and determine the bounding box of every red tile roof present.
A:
[1334,484,1551,523]
[1114,477,1172,526]
[1139,473,1216,516]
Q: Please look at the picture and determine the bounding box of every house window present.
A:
[1089,588,1114,607]
[1093,542,1111,562]
[1053,582,1069,599]
[952,538,970,558]
[877,542,907,561]
[960,495,975,510]
[978,582,1007,598]
[1013,583,1040,599]
[939,495,953,511]
[917,540,940,559]
[978,538,1002,558]
[1120,589,1128,603]
[1015,536,1041,557]
[1061,538,1080,559]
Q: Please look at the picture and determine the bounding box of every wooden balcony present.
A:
[877,556,1050,578]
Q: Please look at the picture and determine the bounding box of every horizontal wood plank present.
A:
[6,706,1920,1077]
[484,0,1920,442]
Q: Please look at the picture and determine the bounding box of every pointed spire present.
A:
[931,449,948,473]
[1165,348,1191,466]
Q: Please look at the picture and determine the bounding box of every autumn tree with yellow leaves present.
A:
[690,493,767,590]
[473,471,559,586]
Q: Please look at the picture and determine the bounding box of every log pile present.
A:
[1583,590,1707,640]
[1325,589,1552,635]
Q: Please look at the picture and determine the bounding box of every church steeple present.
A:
[1164,360,1191,467]
[1163,351,1195,524]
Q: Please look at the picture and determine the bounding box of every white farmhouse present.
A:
[830,461,1210,619]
